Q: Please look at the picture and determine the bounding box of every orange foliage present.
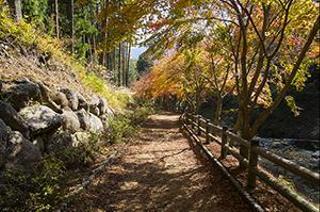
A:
[133,53,186,99]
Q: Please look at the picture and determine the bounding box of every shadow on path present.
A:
[68,113,251,212]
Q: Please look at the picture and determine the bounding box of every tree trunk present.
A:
[213,96,223,125]
[239,103,251,167]
[7,0,22,21]
[92,35,97,63]
[54,0,59,38]
[70,0,75,54]
[109,52,113,72]
[112,48,116,78]
[250,15,320,137]
[122,43,126,86]
[118,43,121,86]
[195,91,200,113]
[236,15,320,165]
[105,52,110,70]
[126,42,131,86]
[101,0,109,67]
[85,37,91,63]
[14,0,22,21]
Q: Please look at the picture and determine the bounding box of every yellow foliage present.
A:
[0,6,131,110]
[134,46,236,103]
[134,53,185,99]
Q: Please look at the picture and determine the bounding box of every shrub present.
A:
[0,131,105,211]
[52,133,101,169]
[0,156,65,211]
[108,104,153,144]
[108,115,136,144]
[129,105,153,126]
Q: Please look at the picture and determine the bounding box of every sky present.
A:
[131,47,147,60]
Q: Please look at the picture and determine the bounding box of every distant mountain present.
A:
[131,47,146,59]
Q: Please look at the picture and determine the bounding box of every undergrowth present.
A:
[108,102,154,144]
[0,132,102,211]
[0,102,153,211]
[0,4,131,110]
[0,156,66,211]
[0,5,154,210]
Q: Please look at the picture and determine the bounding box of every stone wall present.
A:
[0,78,114,171]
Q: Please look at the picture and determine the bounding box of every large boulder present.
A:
[98,97,109,115]
[0,119,10,141]
[99,98,114,116]
[62,109,81,133]
[76,109,103,133]
[99,114,111,130]
[0,119,10,168]
[90,106,100,116]
[37,81,64,113]
[52,91,69,109]
[88,95,100,116]
[0,120,41,169]
[19,105,63,138]
[76,109,90,130]
[78,93,89,111]
[60,88,79,111]
[71,132,92,147]
[2,79,41,111]
[89,95,100,107]
[5,131,41,169]
[32,137,45,153]
[48,131,91,152]
[88,113,104,133]
[47,131,73,152]
[0,101,30,138]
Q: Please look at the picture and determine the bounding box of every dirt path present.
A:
[69,113,251,212]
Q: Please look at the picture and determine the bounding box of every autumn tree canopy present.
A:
[4,0,319,141]
[134,0,319,145]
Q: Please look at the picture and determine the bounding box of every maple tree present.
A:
[4,0,319,145]
[134,41,236,124]
[135,0,319,157]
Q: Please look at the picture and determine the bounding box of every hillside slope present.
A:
[260,70,319,139]
[0,11,133,211]
[0,9,131,109]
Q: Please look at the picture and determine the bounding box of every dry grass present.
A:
[0,5,131,109]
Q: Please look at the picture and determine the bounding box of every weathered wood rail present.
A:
[180,113,320,212]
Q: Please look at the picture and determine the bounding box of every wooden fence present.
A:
[180,113,320,212]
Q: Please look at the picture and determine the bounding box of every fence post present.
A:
[197,115,201,135]
[247,139,259,192]
[220,126,228,159]
[205,119,210,144]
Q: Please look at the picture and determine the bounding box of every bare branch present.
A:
[250,15,320,136]
[236,0,268,56]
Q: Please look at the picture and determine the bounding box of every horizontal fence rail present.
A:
[180,113,320,212]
